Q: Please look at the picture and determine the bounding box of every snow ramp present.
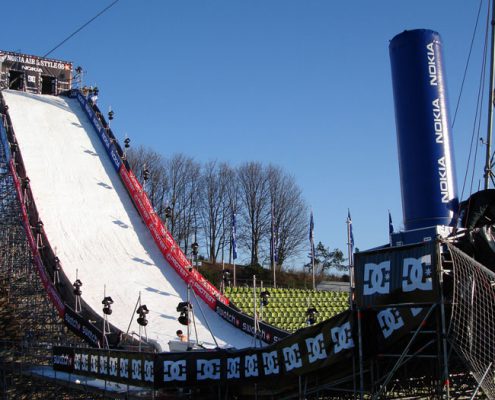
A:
[2,89,254,350]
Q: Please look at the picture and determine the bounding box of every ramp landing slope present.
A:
[3,90,253,350]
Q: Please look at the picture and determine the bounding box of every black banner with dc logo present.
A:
[354,241,438,308]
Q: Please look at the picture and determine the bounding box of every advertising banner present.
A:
[64,306,102,348]
[216,301,288,345]
[354,241,438,308]
[55,311,355,388]
[54,346,155,388]
[77,93,121,172]
[0,51,72,94]
[0,116,11,163]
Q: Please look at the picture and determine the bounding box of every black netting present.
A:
[448,242,495,399]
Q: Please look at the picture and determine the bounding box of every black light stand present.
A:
[75,66,83,88]
[102,293,114,349]
[53,256,61,285]
[221,269,231,294]
[306,306,318,326]
[21,176,30,206]
[137,303,149,352]
[35,220,43,248]
[164,206,172,229]
[123,137,130,160]
[73,275,82,313]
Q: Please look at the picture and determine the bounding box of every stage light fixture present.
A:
[73,279,82,296]
[102,296,114,315]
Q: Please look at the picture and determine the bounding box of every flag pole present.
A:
[346,211,354,303]
[270,201,277,288]
[309,211,315,290]
[232,210,237,287]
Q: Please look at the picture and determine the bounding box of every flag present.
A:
[347,209,354,249]
[309,211,315,260]
[388,210,394,239]
[231,212,237,260]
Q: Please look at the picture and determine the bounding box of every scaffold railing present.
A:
[448,242,495,399]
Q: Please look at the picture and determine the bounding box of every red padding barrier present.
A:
[119,167,229,308]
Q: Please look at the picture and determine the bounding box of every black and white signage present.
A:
[354,241,438,307]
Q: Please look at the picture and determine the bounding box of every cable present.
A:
[452,0,484,127]
[43,0,121,58]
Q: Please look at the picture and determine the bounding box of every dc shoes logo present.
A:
[245,354,259,377]
[305,333,327,363]
[377,308,404,338]
[90,355,98,373]
[363,261,391,295]
[109,357,118,376]
[402,255,433,292]
[163,360,187,382]
[120,358,129,378]
[331,322,354,354]
[74,353,81,370]
[227,357,240,379]
[100,356,108,375]
[283,343,302,371]
[144,360,154,382]
[131,359,142,380]
[262,351,279,375]
[197,359,221,380]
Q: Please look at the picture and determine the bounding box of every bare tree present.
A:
[199,161,233,264]
[127,146,169,218]
[237,162,270,266]
[267,165,308,268]
[165,154,200,256]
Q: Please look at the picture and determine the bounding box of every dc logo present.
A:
[144,360,154,382]
[227,357,240,379]
[81,354,89,371]
[109,357,118,376]
[74,353,81,370]
[262,351,279,375]
[99,356,108,375]
[245,354,259,377]
[197,359,221,380]
[163,360,186,382]
[331,322,354,354]
[132,359,142,380]
[402,255,432,292]
[377,308,404,338]
[120,358,129,378]
[283,343,302,371]
[91,355,98,373]
[305,333,327,363]
[363,261,391,295]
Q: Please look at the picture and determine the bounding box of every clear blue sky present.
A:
[2,1,490,265]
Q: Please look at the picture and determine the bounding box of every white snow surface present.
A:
[4,90,253,350]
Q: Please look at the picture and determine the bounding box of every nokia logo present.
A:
[426,42,438,86]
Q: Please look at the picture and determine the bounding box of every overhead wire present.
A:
[457,0,490,209]
[43,0,121,58]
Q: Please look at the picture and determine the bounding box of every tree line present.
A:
[127,147,309,271]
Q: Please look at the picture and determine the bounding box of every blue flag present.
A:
[309,211,314,242]
[231,212,237,260]
[388,210,394,237]
[348,209,354,249]
[309,211,315,259]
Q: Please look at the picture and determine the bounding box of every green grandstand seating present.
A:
[224,286,350,332]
